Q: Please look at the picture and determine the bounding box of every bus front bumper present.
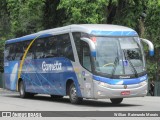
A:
[93,80,148,99]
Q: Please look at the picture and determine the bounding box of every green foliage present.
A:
[112,0,145,29]
[0,39,6,72]
[145,0,160,48]
[0,0,10,37]
[7,0,45,37]
[58,0,107,24]
[0,0,159,80]
[42,0,62,29]
[146,58,157,80]
[143,0,160,81]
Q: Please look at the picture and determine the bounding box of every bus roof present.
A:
[6,24,138,44]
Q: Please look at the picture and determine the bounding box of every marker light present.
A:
[91,37,96,43]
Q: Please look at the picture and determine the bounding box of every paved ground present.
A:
[0,89,159,120]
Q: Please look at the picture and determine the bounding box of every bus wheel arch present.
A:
[66,79,83,104]
[66,79,74,96]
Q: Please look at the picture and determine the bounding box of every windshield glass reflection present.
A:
[94,37,145,76]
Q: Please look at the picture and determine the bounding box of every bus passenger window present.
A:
[18,41,30,60]
[4,45,10,61]
[44,37,58,58]
[26,43,34,60]
[34,39,45,59]
[14,43,24,60]
[59,34,75,61]
[5,44,15,61]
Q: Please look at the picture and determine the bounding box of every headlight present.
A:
[98,81,110,88]
[139,80,147,86]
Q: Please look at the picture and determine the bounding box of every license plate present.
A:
[121,91,130,95]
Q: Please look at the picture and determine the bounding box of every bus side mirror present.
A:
[140,38,154,56]
[80,38,96,57]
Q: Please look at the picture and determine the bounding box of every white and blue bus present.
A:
[4,24,154,104]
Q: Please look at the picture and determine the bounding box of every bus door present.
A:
[80,40,94,98]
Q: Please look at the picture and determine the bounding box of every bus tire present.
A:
[19,80,28,98]
[69,83,83,104]
[110,98,123,104]
[51,95,63,99]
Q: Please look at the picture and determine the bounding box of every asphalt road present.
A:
[0,89,160,120]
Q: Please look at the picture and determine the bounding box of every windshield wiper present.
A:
[123,50,138,78]
[111,56,119,78]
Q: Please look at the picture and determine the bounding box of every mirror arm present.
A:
[80,38,96,51]
[141,38,154,56]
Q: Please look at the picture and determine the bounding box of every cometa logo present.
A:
[42,61,62,72]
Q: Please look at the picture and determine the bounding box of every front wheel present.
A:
[110,98,123,104]
[69,83,83,104]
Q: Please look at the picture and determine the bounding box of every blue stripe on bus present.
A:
[91,31,138,36]
[91,51,96,57]
[6,34,53,44]
[4,58,82,97]
[149,50,154,56]
[93,74,148,85]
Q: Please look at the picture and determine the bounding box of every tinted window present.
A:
[5,41,31,61]
[59,34,74,61]
[81,41,91,71]
[44,36,58,58]
[34,38,45,59]
[72,32,91,71]
[26,41,34,60]
[5,34,74,61]
[72,32,81,61]
[72,32,89,62]
[14,43,24,60]
[27,37,59,59]
[5,44,15,61]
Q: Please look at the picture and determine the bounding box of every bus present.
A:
[4,24,154,104]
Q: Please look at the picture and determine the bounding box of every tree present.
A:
[0,0,10,72]
[43,0,63,29]
[7,0,45,37]
[58,0,107,24]
[144,0,160,81]
[0,0,10,37]
[0,0,159,80]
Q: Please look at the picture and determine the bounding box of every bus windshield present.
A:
[94,37,145,77]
